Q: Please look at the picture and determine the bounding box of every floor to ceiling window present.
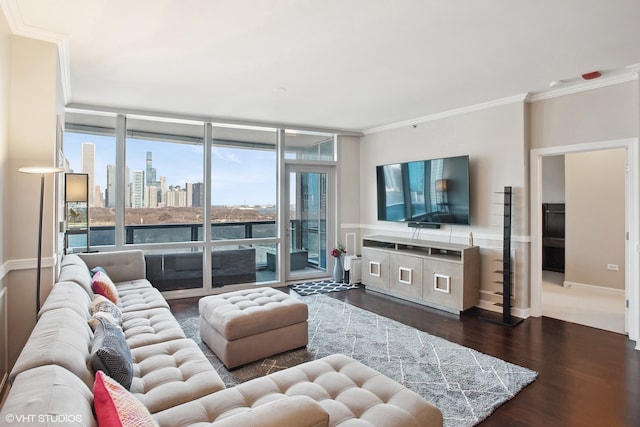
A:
[210,125,278,284]
[124,116,206,291]
[63,109,339,296]
[64,111,117,251]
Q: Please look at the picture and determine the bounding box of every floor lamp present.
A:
[64,173,90,254]
[18,166,64,319]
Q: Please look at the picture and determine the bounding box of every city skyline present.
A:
[64,131,277,206]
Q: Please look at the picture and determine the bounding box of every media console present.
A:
[361,235,480,314]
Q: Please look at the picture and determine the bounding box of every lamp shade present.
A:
[19,166,64,175]
[435,179,448,192]
[65,173,89,202]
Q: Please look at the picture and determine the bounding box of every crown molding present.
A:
[527,67,639,103]
[362,64,640,136]
[363,93,529,135]
[0,0,71,104]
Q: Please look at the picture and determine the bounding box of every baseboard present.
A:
[562,281,625,296]
[477,299,530,319]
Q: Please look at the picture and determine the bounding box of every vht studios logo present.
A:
[5,414,83,423]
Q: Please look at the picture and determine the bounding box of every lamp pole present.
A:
[19,166,64,319]
[35,173,45,314]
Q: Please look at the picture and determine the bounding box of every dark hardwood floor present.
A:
[169,288,640,427]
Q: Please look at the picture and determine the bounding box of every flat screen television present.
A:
[376,155,470,225]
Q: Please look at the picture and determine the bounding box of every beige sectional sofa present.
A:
[0,250,443,427]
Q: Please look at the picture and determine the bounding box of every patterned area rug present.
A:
[179,294,537,427]
[289,278,364,296]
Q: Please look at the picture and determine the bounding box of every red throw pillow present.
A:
[93,370,158,427]
[92,270,119,304]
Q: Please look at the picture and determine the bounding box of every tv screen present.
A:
[376,155,470,225]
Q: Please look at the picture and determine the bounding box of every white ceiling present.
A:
[3,0,640,133]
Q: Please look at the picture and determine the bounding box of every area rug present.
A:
[289,278,364,296]
[179,294,537,427]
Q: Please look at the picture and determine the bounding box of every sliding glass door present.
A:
[285,165,335,281]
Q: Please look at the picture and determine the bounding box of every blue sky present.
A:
[64,132,277,206]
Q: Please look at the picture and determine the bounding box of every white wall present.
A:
[338,135,361,255]
[541,155,565,203]
[531,80,640,287]
[5,35,61,370]
[565,149,625,290]
[358,101,530,311]
[357,81,639,315]
[0,5,10,396]
[530,81,639,149]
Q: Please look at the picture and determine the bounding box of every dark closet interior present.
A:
[542,203,565,273]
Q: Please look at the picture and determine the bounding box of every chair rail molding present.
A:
[1,257,56,278]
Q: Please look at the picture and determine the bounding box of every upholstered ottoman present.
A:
[199,287,308,369]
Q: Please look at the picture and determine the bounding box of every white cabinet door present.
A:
[389,253,423,299]
[361,248,390,291]
[423,260,464,310]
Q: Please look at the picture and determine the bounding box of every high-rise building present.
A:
[166,186,187,207]
[192,182,204,207]
[159,176,167,206]
[106,164,115,208]
[107,165,130,208]
[94,185,104,208]
[186,183,193,207]
[145,186,159,208]
[131,170,145,208]
[145,152,160,188]
[125,166,130,208]
[81,142,95,206]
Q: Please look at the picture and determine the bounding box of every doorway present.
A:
[530,138,640,350]
[541,152,625,333]
[284,165,335,282]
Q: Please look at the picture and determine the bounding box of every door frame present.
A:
[283,164,336,282]
[530,138,639,350]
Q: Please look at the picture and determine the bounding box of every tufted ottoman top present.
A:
[199,287,308,341]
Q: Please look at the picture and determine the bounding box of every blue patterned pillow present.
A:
[90,317,133,389]
[90,266,108,278]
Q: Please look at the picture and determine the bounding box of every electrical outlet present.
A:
[607,264,619,271]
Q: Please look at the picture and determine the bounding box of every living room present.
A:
[1,2,640,426]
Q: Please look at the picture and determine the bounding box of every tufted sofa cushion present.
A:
[153,354,443,427]
[0,365,97,427]
[118,286,169,313]
[58,255,94,295]
[122,307,186,349]
[9,307,94,388]
[38,280,93,320]
[130,338,226,414]
[203,396,329,427]
[115,278,154,293]
[199,287,308,340]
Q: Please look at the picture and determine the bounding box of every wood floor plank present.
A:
[169,288,640,427]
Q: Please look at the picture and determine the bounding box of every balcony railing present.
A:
[69,220,325,291]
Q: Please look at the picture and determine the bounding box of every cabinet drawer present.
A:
[361,248,390,291]
[389,253,423,299]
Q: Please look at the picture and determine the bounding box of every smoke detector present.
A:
[581,71,602,80]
